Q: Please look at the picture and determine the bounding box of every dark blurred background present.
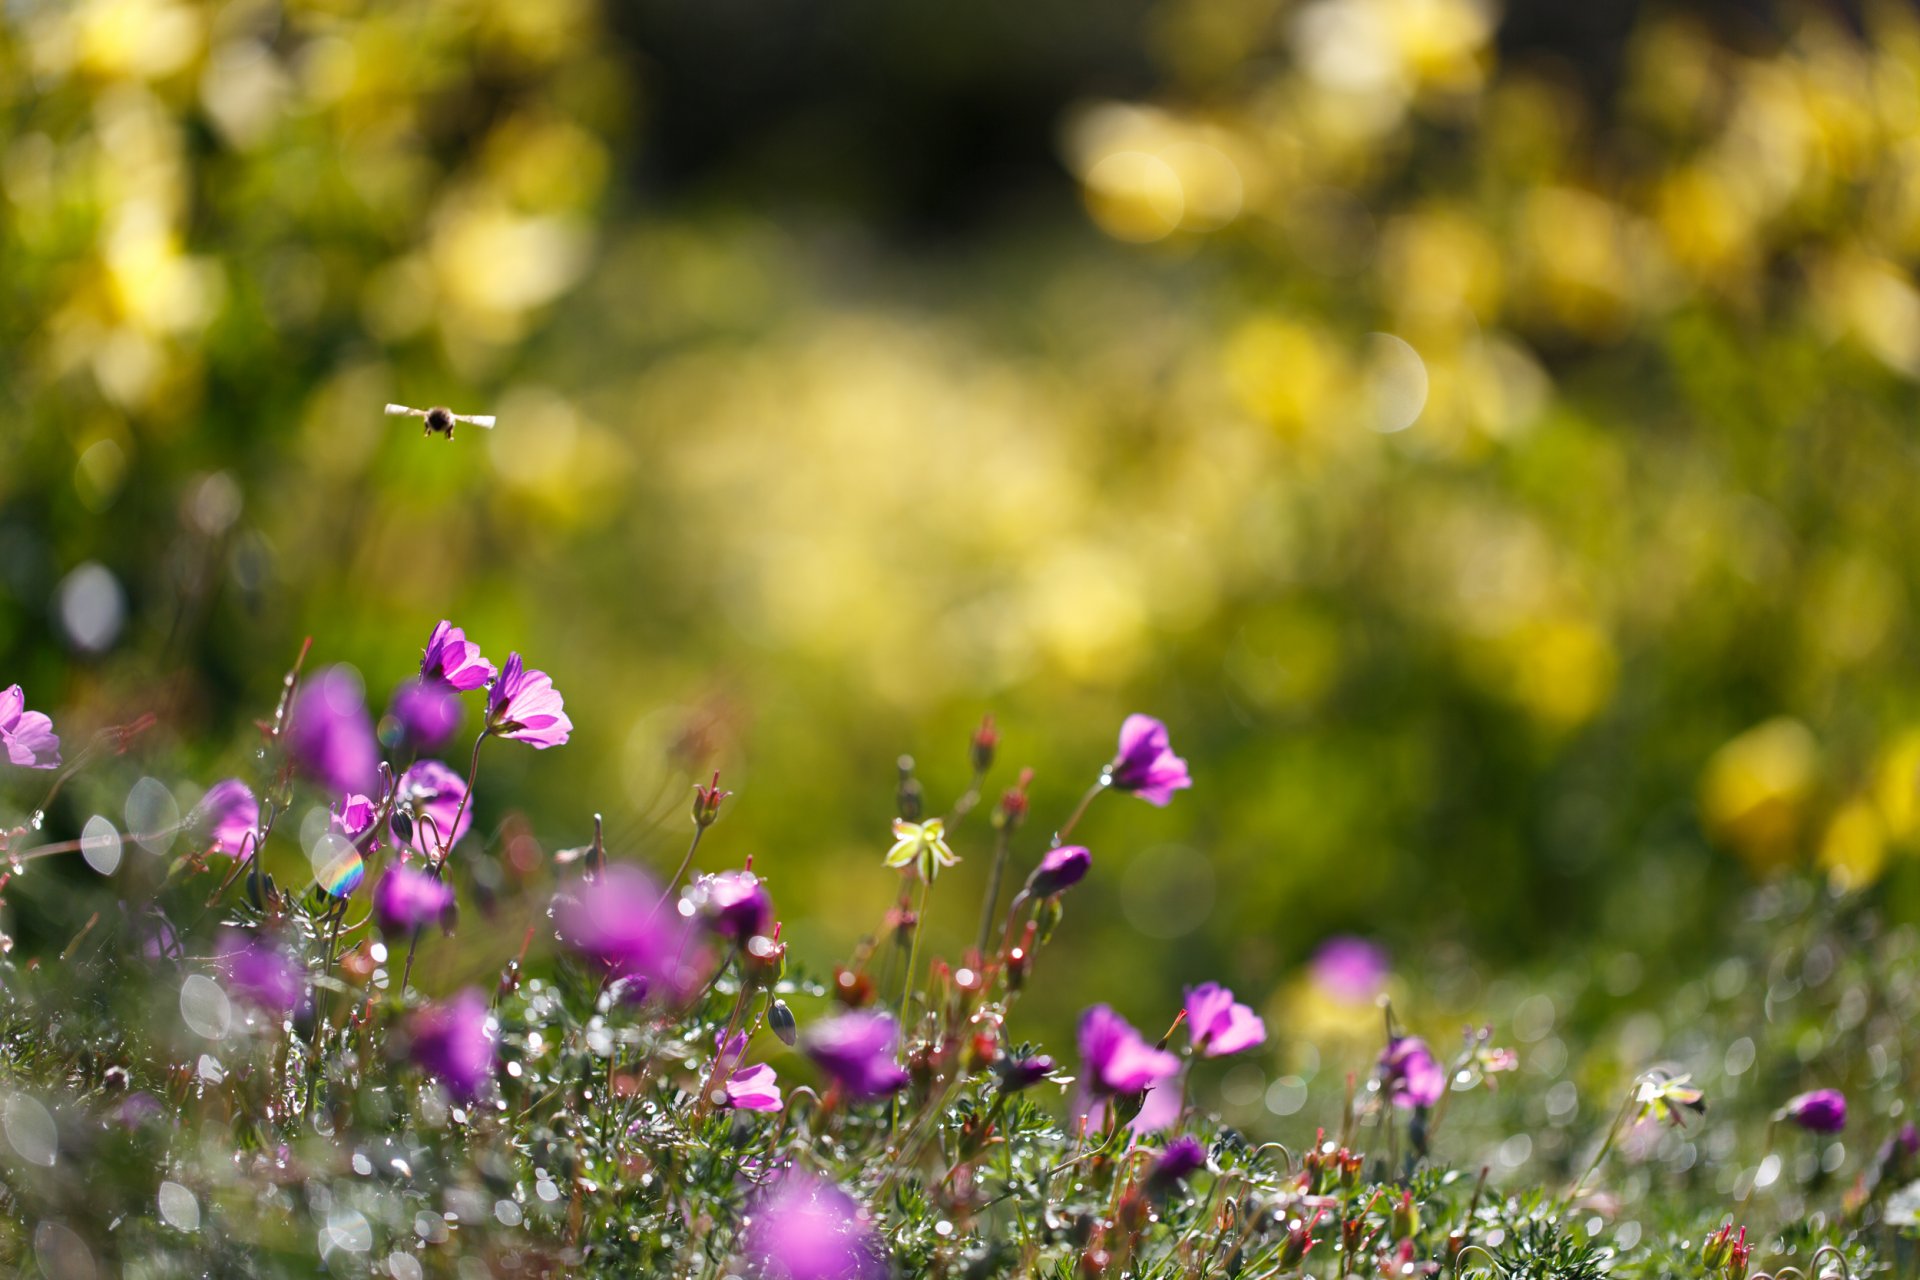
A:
[4,0,1920,1087]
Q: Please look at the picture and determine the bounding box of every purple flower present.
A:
[419,620,496,692]
[554,865,705,998]
[1108,714,1191,806]
[194,779,258,859]
[1026,845,1092,898]
[287,666,380,795]
[995,1054,1057,1092]
[803,1011,911,1099]
[114,1092,163,1129]
[726,1062,784,1112]
[487,652,571,749]
[374,865,456,935]
[1783,1089,1847,1133]
[1078,1005,1181,1096]
[388,760,470,858]
[1311,936,1389,1003]
[1130,1077,1185,1135]
[213,932,305,1017]
[0,684,60,769]
[687,869,774,941]
[408,988,496,1102]
[1379,1036,1445,1110]
[386,678,461,754]
[743,1173,886,1280]
[1147,1136,1208,1192]
[332,792,377,840]
[1185,983,1267,1057]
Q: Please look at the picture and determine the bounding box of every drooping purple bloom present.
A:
[287,665,380,795]
[995,1054,1057,1092]
[687,869,774,941]
[1379,1036,1445,1110]
[0,684,60,770]
[1147,1135,1208,1193]
[373,865,456,935]
[726,1062,784,1112]
[1026,845,1092,897]
[1129,1077,1185,1135]
[419,620,496,692]
[1783,1089,1847,1133]
[803,1011,911,1099]
[388,760,470,858]
[213,932,306,1017]
[487,652,571,749]
[332,792,377,841]
[1311,935,1389,1003]
[743,1173,887,1280]
[554,865,706,999]
[408,988,496,1102]
[1108,714,1191,806]
[387,678,461,754]
[194,779,258,859]
[1078,1005,1181,1096]
[1185,983,1267,1058]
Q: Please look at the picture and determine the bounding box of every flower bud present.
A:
[1026,845,1091,899]
[994,768,1033,832]
[741,925,786,987]
[832,966,874,1008]
[767,998,798,1046]
[1390,1190,1419,1240]
[691,772,730,829]
[896,756,923,822]
[971,715,998,774]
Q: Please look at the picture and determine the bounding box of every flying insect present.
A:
[384,403,496,440]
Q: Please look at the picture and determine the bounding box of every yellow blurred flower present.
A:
[1817,798,1886,893]
[1699,718,1819,875]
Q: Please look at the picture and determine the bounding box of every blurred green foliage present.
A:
[7,0,1920,1077]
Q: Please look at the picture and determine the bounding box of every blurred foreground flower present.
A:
[288,666,380,795]
[803,1011,910,1099]
[1379,1036,1445,1109]
[387,679,461,754]
[389,761,471,859]
[1311,936,1389,1003]
[744,1173,886,1280]
[374,865,456,936]
[192,779,257,858]
[554,865,705,998]
[0,685,60,770]
[213,932,305,1017]
[408,989,496,1102]
[1781,1089,1847,1133]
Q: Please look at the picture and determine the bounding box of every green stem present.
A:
[1056,778,1107,844]
[897,875,933,1035]
[974,824,1013,955]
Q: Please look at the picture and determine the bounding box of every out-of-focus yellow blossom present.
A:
[1700,719,1820,875]
[1809,251,1920,377]
[1872,731,1920,843]
[29,0,203,83]
[1817,798,1887,892]
[1065,104,1250,241]
[1222,315,1352,445]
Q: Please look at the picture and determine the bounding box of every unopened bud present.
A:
[971,715,998,774]
[1391,1190,1419,1240]
[896,756,923,822]
[994,768,1033,832]
[691,772,731,828]
[741,924,786,987]
[832,966,874,1007]
[767,998,798,1046]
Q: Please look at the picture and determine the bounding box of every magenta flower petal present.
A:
[388,761,470,858]
[1109,714,1191,806]
[744,1173,887,1280]
[408,988,496,1102]
[1379,1036,1445,1109]
[1078,1004,1181,1095]
[554,865,707,999]
[1026,845,1092,897]
[387,678,462,753]
[726,1062,784,1112]
[213,931,306,1017]
[373,865,456,935]
[686,868,774,941]
[1184,982,1268,1058]
[0,684,61,770]
[194,779,259,859]
[1783,1088,1847,1133]
[803,1011,910,1099]
[287,666,380,795]
[1129,1077,1185,1135]
[1311,936,1389,1003]
[420,620,496,692]
[487,652,572,749]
